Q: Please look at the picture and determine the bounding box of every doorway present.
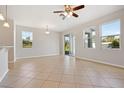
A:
[64,34,75,56]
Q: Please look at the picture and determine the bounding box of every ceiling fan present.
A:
[53,5,85,20]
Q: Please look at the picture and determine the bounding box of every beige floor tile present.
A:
[74,76,92,85]
[63,71,74,75]
[0,75,20,86]
[10,77,32,88]
[24,79,45,88]
[47,73,62,81]
[59,82,76,88]
[61,74,75,83]
[105,78,124,88]
[93,85,112,88]
[1,55,124,88]
[87,71,102,78]
[42,80,60,88]
[76,83,93,88]
[51,69,64,74]
[89,77,110,87]
[101,72,124,79]
[33,72,50,80]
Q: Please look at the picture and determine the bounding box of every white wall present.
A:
[59,32,63,55]
[0,19,14,62]
[0,48,8,82]
[61,9,124,67]
[16,25,60,59]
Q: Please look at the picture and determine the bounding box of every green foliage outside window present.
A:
[64,40,70,51]
[108,39,120,48]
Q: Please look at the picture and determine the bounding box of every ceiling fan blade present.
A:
[73,5,85,11]
[59,13,66,20]
[72,12,79,17]
[53,11,64,13]
[64,5,70,8]
[62,16,66,20]
[59,13,64,17]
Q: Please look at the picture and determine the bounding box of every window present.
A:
[101,19,120,49]
[22,31,33,48]
[84,26,96,48]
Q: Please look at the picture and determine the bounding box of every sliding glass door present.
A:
[64,34,75,56]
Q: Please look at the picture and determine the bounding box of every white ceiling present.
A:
[6,5,124,32]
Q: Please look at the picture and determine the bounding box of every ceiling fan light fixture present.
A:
[67,14,71,18]
[3,21,10,28]
[45,31,50,34]
[64,12,67,16]
[69,12,73,16]
[0,13,5,21]
[53,5,85,20]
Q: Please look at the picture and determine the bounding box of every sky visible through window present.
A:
[22,31,33,40]
[102,20,120,36]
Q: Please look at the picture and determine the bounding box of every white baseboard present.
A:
[16,53,60,60]
[0,69,9,82]
[76,56,124,69]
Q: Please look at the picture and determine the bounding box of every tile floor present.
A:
[0,55,124,88]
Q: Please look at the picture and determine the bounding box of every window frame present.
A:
[99,19,121,50]
[83,26,96,49]
[21,31,33,48]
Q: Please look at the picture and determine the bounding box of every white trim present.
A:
[0,69,9,82]
[14,58,16,63]
[76,56,124,69]
[16,53,60,60]
[14,21,16,64]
